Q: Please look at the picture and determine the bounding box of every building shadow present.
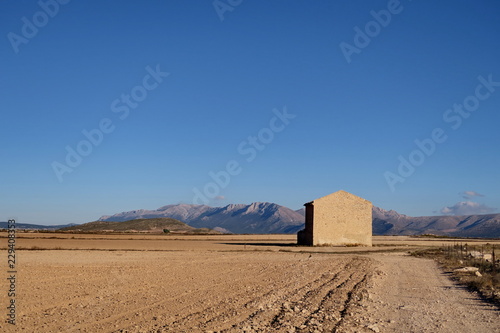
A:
[218,242,297,247]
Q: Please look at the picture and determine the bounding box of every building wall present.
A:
[298,203,314,245]
[297,190,372,246]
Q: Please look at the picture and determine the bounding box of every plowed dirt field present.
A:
[0,234,498,332]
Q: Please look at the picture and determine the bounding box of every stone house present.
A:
[297,190,372,246]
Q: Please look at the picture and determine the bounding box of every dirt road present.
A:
[0,235,498,332]
[350,253,499,333]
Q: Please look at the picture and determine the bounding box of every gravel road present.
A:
[347,253,499,333]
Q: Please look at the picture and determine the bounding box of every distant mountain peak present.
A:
[99,202,304,234]
[372,206,409,219]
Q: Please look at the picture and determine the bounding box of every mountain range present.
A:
[5,202,499,238]
[372,206,500,238]
[99,202,304,234]
[98,202,500,238]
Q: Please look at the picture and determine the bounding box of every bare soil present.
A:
[0,234,498,332]
[345,253,499,332]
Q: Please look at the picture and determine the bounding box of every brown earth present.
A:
[0,234,498,332]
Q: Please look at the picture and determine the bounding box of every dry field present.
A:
[0,233,499,332]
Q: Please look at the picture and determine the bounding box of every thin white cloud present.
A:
[214,195,225,201]
[440,201,495,216]
[460,191,484,200]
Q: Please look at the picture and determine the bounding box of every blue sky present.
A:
[2,0,500,225]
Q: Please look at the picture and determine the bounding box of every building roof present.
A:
[303,190,371,206]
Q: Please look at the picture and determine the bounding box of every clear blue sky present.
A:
[2,0,499,225]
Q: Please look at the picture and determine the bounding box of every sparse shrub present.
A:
[163,229,170,234]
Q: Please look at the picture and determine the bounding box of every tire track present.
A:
[217,257,373,333]
[229,268,350,331]
[156,260,351,332]
[332,272,371,332]
[267,270,353,331]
